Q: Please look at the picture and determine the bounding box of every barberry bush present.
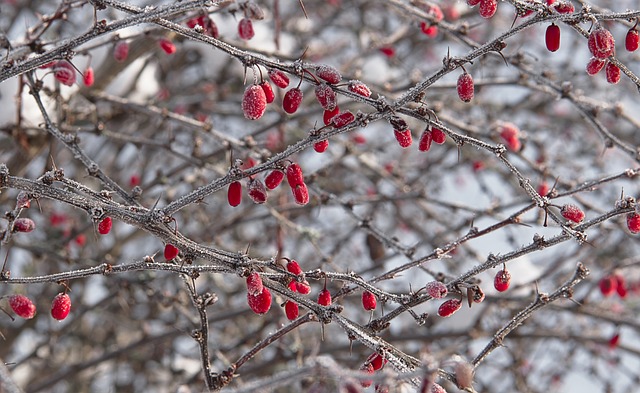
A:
[1,0,640,392]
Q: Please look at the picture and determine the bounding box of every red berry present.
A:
[599,275,617,297]
[499,123,522,152]
[605,62,620,84]
[608,333,620,350]
[379,46,395,57]
[626,212,640,233]
[246,272,264,296]
[331,110,355,128]
[288,280,298,292]
[426,281,448,299]
[268,69,290,88]
[164,243,179,261]
[315,83,337,111]
[394,129,413,148]
[588,27,615,59]
[51,293,71,320]
[283,87,303,114]
[98,216,112,235]
[265,170,285,190]
[561,204,585,223]
[614,274,627,298]
[467,0,480,5]
[296,280,311,294]
[286,259,303,275]
[418,129,433,151]
[323,106,340,125]
[586,57,606,75]
[366,352,387,371]
[553,1,574,14]
[537,181,550,196]
[478,0,498,18]
[472,160,485,172]
[248,178,268,204]
[318,288,332,306]
[285,300,299,320]
[418,2,444,21]
[83,66,94,87]
[362,290,377,311]
[457,72,474,102]
[13,218,35,233]
[314,140,329,153]
[247,287,272,314]
[53,60,76,86]
[242,84,267,120]
[187,15,219,38]
[437,298,462,317]
[431,127,446,144]
[228,181,242,207]
[316,64,342,84]
[420,22,438,38]
[286,163,305,187]
[238,18,255,40]
[494,269,511,292]
[292,183,310,205]
[9,295,36,319]
[159,38,176,54]
[360,363,374,388]
[626,29,639,52]
[348,80,372,97]
[114,41,129,62]
[545,24,561,52]
[74,234,86,246]
[260,81,275,103]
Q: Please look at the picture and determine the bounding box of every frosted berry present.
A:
[494,269,511,292]
[51,293,71,320]
[292,183,310,206]
[588,27,615,59]
[248,178,268,204]
[316,64,342,84]
[283,87,303,114]
[626,212,640,233]
[599,275,617,296]
[53,61,76,86]
[260,81,275,103]
[13,218,35,233]
[286,163,304,187]
[285,300,299,320]
[228,181,242,207]
[98,216,112,235]
[159,38,176,54]
[286,259,303,275]
[318,288,332,306]
[248,287,272,314]
[268,69,290,88]
[426,281,448,299]
[187,15,219,38]
[561,204,584,223]
[366,352,387,371]
[545,24,561,52]
[296,280,311,294]
[605,62,620,84]
[421,22,438,38]
[431,127,446,144]
[362,290,377,311]
[114,41,129,62]
[238,18,255,40]
[418,129,433,151]
[348,80,372,97]
[164,243,179,261]
[331,111,355,128]
[499,123,522,152]
[626,28,639,52]
[9,295,36,319]
[83,66,94,87]
[586,57,605,75]
[323,106,340,125]
[478,0,498,18]
[394,129,413,148]
[457,72,474,102]
[246,272,264,296]
[315,83,337,111]
[437,298,462,317]
[265,170,285,190]
[242,84,267,120]
[314,140,329,153]
[553,1,574,13]
[467,0,481,5]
